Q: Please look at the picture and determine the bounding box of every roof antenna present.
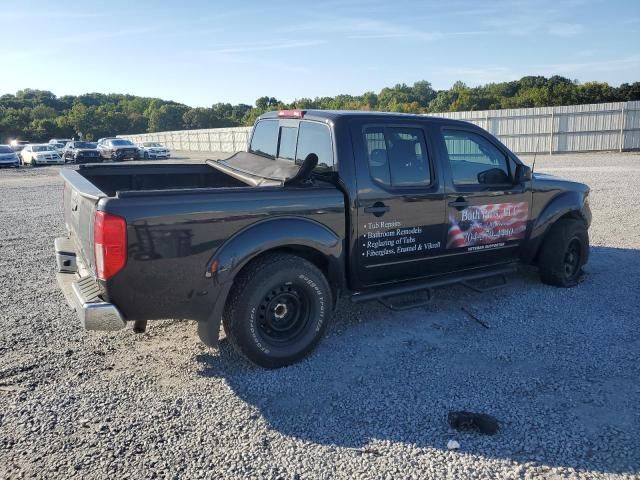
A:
[530,129,541,175]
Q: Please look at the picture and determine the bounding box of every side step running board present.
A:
[351,265,517,311]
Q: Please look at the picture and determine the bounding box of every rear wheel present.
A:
[538,218,589,287]
[218,253,332,368]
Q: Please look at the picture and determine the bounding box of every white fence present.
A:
[432,101,640,154]
[120,101,640,154]
[121,127,250,153]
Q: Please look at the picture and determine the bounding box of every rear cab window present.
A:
[249,119,335,173]
[296,121,333,172]
[250,120,279,158]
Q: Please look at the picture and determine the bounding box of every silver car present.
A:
[0,144,20,167]
[138,142,171,159]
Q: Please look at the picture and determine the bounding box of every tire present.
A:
[538,218,589,287]
[219,253,332,368]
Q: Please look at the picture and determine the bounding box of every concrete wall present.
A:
[120,101,640,154]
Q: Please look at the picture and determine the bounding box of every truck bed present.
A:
[75,162,248,197]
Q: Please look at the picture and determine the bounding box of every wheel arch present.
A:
[524,191,590,264]
[200,217,344,346]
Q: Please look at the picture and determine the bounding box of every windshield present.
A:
[111,139,133,146]
[75,142,96,149]
[0,146,13,153]
[51,143,64,148]
[33,145,55,152]
[143,142,162,147]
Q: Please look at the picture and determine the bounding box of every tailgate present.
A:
[61,169,106,275]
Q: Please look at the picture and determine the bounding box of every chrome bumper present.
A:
[55,237,126,331]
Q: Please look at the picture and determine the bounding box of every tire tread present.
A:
[538,218,588,287]
[222,253,331,368]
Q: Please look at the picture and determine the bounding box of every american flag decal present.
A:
[447,202,529,249]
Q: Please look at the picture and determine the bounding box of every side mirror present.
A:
[515,164,532,183]
[478,167,510,185]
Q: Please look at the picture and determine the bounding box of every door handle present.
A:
[364,202,390,217]
[448,197,469,211]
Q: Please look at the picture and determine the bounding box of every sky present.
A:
[2,0,639,107]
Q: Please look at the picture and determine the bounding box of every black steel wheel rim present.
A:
[257,284,311,346]
[563,238,582,279]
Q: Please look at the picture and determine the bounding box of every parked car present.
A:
[49,138,72,146]
[9,139,29,153]
[62,141,101,163]
[21,144,64,166]
[0,144,20,167]
[50,142,67,156]
[55,110,591,368]
[97,138,139,161]
[137,142,171,159]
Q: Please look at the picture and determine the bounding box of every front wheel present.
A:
[217,253,332,368]
[538,218,589,287]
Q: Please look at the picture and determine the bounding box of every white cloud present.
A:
[208,41,327,55]
[547,23,584,37]
[281,16,490,42]
[537,55,640,75]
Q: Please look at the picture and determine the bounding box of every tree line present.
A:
[1,76,638,142]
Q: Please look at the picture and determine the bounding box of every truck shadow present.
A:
[195,246,640,474]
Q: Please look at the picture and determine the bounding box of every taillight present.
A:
[94,211,127,280]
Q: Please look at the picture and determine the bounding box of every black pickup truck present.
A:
[55,110,591,368]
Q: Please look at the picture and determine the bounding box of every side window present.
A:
[249,120,278,158]
[363,126,431,187]
[364,127,389,185]
[278,127,297,160]
[442,129,511,186]
[296,121,333,172]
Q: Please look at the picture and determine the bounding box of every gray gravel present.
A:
[1,152,639,479]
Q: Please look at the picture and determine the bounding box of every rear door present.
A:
[351,120,448,287]
[437,126,531,268]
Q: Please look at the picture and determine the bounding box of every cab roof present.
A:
[259,109,470,126]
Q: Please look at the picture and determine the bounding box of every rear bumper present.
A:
[75,155,101,162]
[37,159,64,164]
[55,236,126,331]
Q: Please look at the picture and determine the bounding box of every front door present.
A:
[351,121,448,287]
[438,127,531,269]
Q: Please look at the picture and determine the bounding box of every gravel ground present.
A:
[0,152,639,479]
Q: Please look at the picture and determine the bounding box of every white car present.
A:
[137,142,171,159]
[49,142,67,156]
[21,144,64,166]
[49,138,72,146]
[0,144,20,167]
